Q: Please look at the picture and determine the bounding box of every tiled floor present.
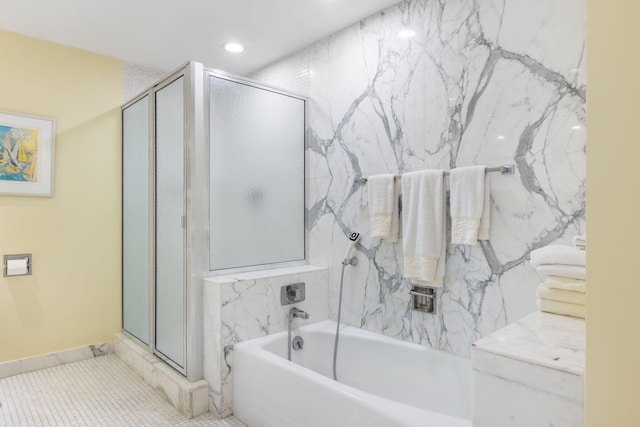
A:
[0,354,246,426]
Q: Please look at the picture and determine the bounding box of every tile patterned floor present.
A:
[0,354,246,426]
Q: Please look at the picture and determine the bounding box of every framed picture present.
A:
[0,111,55,197]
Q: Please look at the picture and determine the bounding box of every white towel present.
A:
[545,275,587,293]
[529,245,586,268]
[573,234,586,250]
[450,165,490,245]
[367,174,399,242]
[537,298,586,319]
[478,172,491,240]
[401,170,446,286]
[536,283,587,305]
[536,264,586,280]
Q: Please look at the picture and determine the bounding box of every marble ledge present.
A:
[205,264,327,284]
[473,311,585,376]
[0,342,112,380]
[114,333,209,419]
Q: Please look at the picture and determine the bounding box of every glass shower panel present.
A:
[209,76,305,270]
[122,96,150,344]
[155,77,185,368]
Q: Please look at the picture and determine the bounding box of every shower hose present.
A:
[332,260,348,381]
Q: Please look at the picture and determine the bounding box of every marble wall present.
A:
[472,312,585,426]
[203,266,328,417]
[253,0,585,358]
[114,334,209,419]
[0,342,112,380]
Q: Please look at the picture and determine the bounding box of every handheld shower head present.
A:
[343,231,360,262]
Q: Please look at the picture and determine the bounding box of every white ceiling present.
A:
[0,0,401,75]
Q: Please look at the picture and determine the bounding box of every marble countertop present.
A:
[205,264,327,284]
[473,311,585,376]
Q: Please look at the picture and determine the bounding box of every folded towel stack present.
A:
[530,241,587,319]
[573,234,586,251]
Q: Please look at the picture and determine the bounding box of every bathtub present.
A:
[233,320,471,427]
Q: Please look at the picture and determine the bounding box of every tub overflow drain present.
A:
[292,336,304,350]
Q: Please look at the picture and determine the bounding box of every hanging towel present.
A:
[390,179,400,241]
[478,171,491,240]
[536,264,586,280]
[529,245,586,268]
[573,234,586,250]
[536,283,586,305]
[545,275,587,293]
[401,169,446,286]
[450,165,489,245]
[367,174,399,242]
[537,298,586,319]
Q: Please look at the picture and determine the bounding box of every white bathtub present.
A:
[233,320,471,427]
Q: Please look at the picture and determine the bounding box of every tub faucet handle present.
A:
[281,282,306,305]
[288,286,300,300]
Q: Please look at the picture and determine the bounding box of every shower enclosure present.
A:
[121,62,305,380]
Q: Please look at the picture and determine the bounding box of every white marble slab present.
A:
[473,349,583,404]
[472,312,584,426]
[473,311,585,375]
[222,264,326,281]
[473,365,583,427]
[114,333,209,419]
[0,342,112,380]
[254,0,586,359]
[203,265,329,418]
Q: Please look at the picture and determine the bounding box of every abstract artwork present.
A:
[0,111,55,196]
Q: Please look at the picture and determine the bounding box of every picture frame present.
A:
[0,110,55,197]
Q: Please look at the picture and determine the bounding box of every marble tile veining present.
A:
[473,311,585,375]
[114,333,210,419]
[473,365,583,427]
[254,0,586,358]
[203,266,329,418]
[0,342,113,380]
[472,312,584,426]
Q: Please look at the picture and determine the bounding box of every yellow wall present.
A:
[586,0,640,425]
[0,30,122,362]
[1,3,638,422]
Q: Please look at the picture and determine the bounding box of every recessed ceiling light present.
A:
[398,29,416,39]
[224,42,244,53]
[497,135,506,140]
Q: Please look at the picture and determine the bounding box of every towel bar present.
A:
[355,164,514,184]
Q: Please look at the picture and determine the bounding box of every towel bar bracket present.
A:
[500,165,514,175]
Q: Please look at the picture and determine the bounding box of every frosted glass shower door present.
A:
[155,77,186,369]
[209,75,305,270]
[122,95,150,344]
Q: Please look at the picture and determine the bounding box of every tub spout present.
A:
[288,307,309,361]
[289,307,309,320]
